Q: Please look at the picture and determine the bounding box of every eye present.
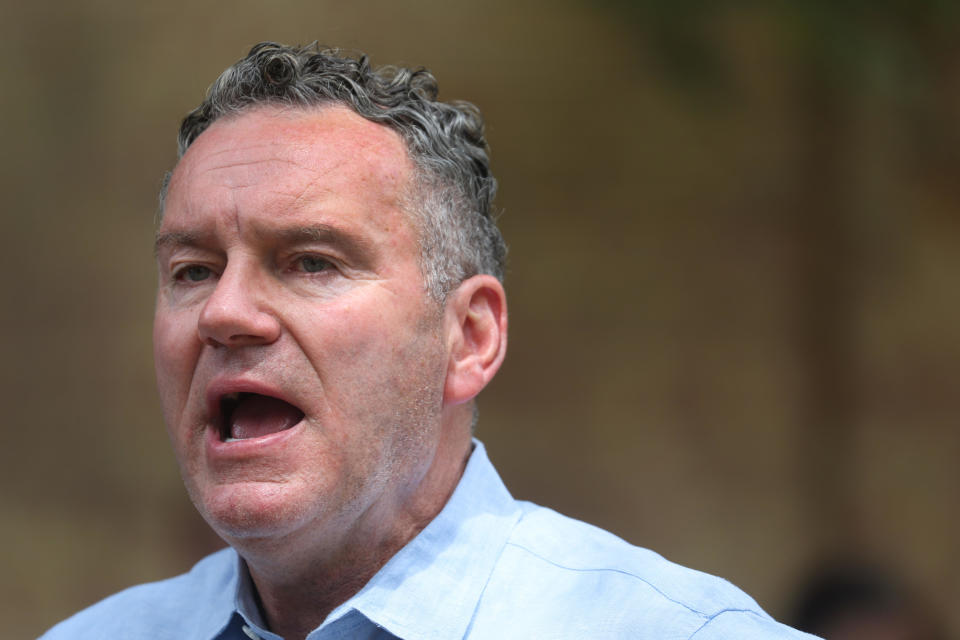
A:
[175,265,213,282]
[295,255,332,273]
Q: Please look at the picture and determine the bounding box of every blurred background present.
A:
[3,1,959,637]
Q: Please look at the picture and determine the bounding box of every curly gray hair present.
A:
[161,41,506,302]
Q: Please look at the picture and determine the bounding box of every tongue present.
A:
[229,395,304,440]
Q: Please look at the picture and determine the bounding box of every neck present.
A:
[238,420,473,640]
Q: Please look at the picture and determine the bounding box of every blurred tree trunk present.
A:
[790,61,858,553]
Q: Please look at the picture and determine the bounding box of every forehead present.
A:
[162,104,415,232]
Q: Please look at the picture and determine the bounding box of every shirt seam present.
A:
[504,540,719,618]
[687,608,765,639]
[460,509,525,639]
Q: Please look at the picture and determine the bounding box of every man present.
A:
[43,42,815,640]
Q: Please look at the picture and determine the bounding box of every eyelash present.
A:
[171,264,217,283]
[290,254,333,274]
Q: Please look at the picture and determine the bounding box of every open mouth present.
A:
[218,392,305,442]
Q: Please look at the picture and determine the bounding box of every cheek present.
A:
[305,310,411,375]
[153,307,200,417]
[295,297,442,387]
[288,298,385,359]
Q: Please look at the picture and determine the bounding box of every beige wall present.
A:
[3,1,959,636]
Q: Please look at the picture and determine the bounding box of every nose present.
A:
[197,265,281,348]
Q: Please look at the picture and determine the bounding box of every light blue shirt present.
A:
[41,441,816,639]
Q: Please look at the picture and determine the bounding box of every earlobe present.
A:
[443,275,508,405]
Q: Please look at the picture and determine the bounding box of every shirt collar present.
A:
[234,556,272,633]
[184,549,246,640]
[230,440,520,640]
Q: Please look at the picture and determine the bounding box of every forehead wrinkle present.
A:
[190,157,330,187]
[280,175,336,214]
[176,133,337,179]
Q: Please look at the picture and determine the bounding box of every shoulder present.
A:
[470,503,815,639]
[39,548,238,640]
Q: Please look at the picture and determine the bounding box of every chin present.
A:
[190,480,318,543]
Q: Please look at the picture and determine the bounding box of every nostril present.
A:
[199,329,279,349]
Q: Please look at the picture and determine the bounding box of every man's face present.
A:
[154,105,452,547]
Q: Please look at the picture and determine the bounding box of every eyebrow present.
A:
[154,231,203,256]
[277,225,374,260]
[154,225,375,262]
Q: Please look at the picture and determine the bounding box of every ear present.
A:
[443,274,508,405]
